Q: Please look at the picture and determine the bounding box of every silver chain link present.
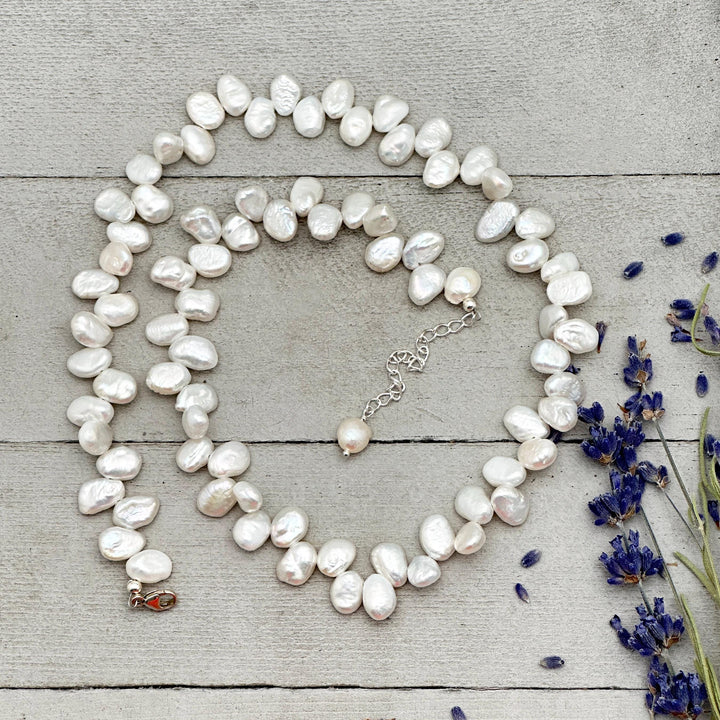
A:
[361,307,481,421]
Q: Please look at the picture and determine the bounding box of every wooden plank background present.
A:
[1,1,719,718]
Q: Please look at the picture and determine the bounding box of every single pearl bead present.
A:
[292,96,325,138]
[271,506,309,547]
[99,241,133,276]
[378,123,416,166]
[541,252,580,283]
[176,437,214,473]
[232,480,263,512]
[78,420,113,455]
[454,521,486,555]
[152,131,184,165]
[339,106,373,147]
[444,266,481,305]
[94,188,135,223]
[290,177,325,217]
[402,230,445,270]
[217,74,252,116]
[96,445,142,480]
[94,293,139,327]
[482,456,527,487]
[175,289,220,322]
[71,269,119,299]
[317,539,356,577]
[506,238,549,274]
[516,207,555,240]
[263,199,297,242]
[235,185,269,222]
[321,78,354,119]
[131,185,173,224]
[196,476,237,517]
[99,526,145,561]
[232,510,271,551]
[92,368,137,404]
[372,94,409,133]
[78,477,125,515]
[106,221,152,253]
[544,371,586,405]
[222,213,260,252]
[145,362,191,395]
[145,313,189,346]
[67,396,114,426]
[180,125,216,165]
[341,192,374,229]
[454,485,494,524]
[414,117,452,158]
[370,542,408,587]
[125,154,162,185]
[491,485,530,526]
[67,347,112,378]
[538,395,578,432]
[517,438,558,471]
[113,495,159,530]
[182,405,209,439]
[276,542,317,586]
[481,167,513,200]
[546,271,593,306]
[71,311,113,348]
[419,514,455,561]
[474,200,519,243]
[364,234,404,273]
[407,555,441,588]
[530,339,572,374]
[175,383,218,413]
[330,570,364,614]
[460,145,498,185]
[307,203,343,242]
[553,318,599,354]
[270,73,301,116]
[180,205,221,244]
[125,549,172,583]
[186,91,225,130]
[187,243,232,278]
[538,304,569,339]
[423,150,460,188]
[336,417,372,455]
[408,264,446,306]
[362,203,398,237]
[362,573,397,621]
[244,97,277,139]
[503,405,550,442]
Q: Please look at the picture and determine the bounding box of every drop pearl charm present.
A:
[336,417,372,456]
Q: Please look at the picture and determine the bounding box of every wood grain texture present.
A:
[0,688,651,720]
[1,175,715,444]
[1,0,719,177]
[0,441,716,692]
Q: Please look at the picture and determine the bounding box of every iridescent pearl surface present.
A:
[454,485,494,524]
[276,542,317,586]
[423,150,460,188]
[415,117,452,157]
[517,438,558,471]
[407,555,441,588]
[530,339,572,374]
[362,573,397,621]
[475,200,519,243]
[336,417,372,454]
[232,510,271,551]
[317,539,356,577]
[330,570,363,613]
[125,549,172,583]
[491,485,530,526]
[419,514,455,561]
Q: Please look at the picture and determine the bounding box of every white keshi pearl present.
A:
[244,97,277,139]
[96,445,142,481]
[546,271,593,306]
[541,252,580,283]
[364,233,404,273]
[207,441,250,478]
[538,395,578,432]
[263,199,297,242]
[145,313,189,346]
[71,269,119,299]
[491,485,530,526]
[336,417,372,455]
[217,74,252,116]
[233,510,271,551]
[414,117,452,158]
[330,571,363,614]
[506,239,549,274]
[460,145,498,185]
[99,527,145,561]
[317,539,356,577]
[271,506,309,547]
[423,150,460,189]
[341,192,374,229]
[78,477,125,515]
[146,362,191,395]
[517,438,558,471]
[503,405,550,442]
[554,318,600,354]
[186,91,225,130]
[444,266,481,305]
[378,123,416,166]
[180,124,216,165]
[475,200,520,243]
[221,213,260,252]
[106,221,152,253]
[293,96,325,138]
[99,241,133,276]
[131,184,173,224]
[94,188,135,223]
[531,339,572,374]
[232,480,263,512]
[481,167,513,200]
[363,574,397,621]
[235,185,269,222]
[180,205,221,244]
[113,496,159,530]
[407,555,441,588]
[408,264,446,306]
[168,335,218,371]
[175,289,219,322]
[363,203,398,237]
[454,521,486,555]
[67,396,114,426]
[370,543,407,587]
[176,437,214,473]
[321,78,354,119]
[150,256,196,291]
[372,94,409,133]
[126,549,172,583]
[290,177,324,217]
[276,542,317,586]
[402,230,445,270]
[153,131,184,165]
[78,420,113,455]
[538,304,569,339]
[125,154,162,185]
[188,243,232,278]
[270,73,301,115]
[516,207,556,240]
[175,383,218,413]
[71,311,113,348]
[419,514,455,561]
[454,485,493,524]
[339,106,373,146]
[308,203,343,241]
[544,371,586,405]
[182,405,209,439]
[482,456,527,488]
[93,368,137,404]
[196,476,237,518]
[94,293,139,327]
[67,348,112,378]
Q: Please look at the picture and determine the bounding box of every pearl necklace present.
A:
[68,74,597,620]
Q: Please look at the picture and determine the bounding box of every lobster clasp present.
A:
[128,586,177,612]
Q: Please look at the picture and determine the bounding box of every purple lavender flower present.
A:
[636,461,669,489]
[701,251,719,274]
[610,597,684,656]
[646,656,706,719]
[641,392,665,421]
[578,401,605,425]
[599,529,664,585]
[451,707,467,720]
[661,232,685,246]
[671,327,693,343]
[707,499,720,530]
[581,425,621,465]
[624,337,653,387]
[696,372,709,398]
[624,261,644,279]
[588,471,645,526]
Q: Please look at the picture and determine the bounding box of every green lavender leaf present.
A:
[674,552,720,605]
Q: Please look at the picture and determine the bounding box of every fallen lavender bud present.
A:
[515,582,530,603]
[595,321,608,352]
[702,251,719,274]
[540,656,565,669]
[661,232,684,246]
[521,549,542,568]
[623,261,644,279]
[451,707,467,720]
[696,372,709,398]
[670,327,692,343]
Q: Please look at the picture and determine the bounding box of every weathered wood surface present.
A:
[0,0,719,177]
[2,0,719,718]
